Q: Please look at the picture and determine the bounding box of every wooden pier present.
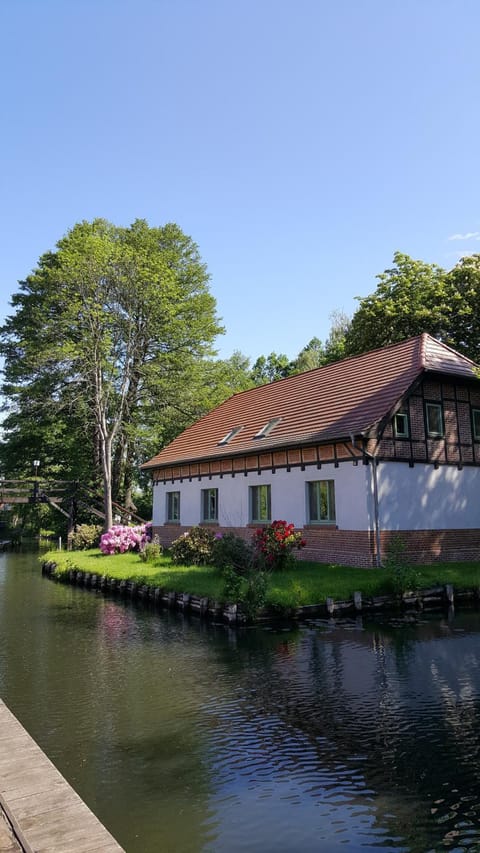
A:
[0,700,124,852]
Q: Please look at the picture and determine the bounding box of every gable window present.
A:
[254,418,282,439]
[250,484,271,523]
[425,402,444,437]
[307,481,336,524]
[201,488,218,522]
[473,409,480,440]
[393,411,409,439]
[166,491,180,522]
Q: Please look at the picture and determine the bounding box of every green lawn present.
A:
[43,549,480,608]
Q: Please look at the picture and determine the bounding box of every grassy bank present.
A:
[43,549,480,608]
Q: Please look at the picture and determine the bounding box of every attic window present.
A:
[393,411,409,439]
[218,426,243,446]
[254,417,282,439]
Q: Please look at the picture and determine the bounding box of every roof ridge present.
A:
[234,333,429,397]
[419,332,428,368]
[423,334,479,368]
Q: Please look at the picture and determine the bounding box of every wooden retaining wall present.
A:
[41,562,480,623]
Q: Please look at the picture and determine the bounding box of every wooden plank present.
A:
[0,700,124,853]
[0,808,21,851]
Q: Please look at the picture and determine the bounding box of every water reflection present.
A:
[1,552,480,851]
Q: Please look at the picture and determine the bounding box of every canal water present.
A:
[1,551,480,852]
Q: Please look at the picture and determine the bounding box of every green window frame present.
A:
[473,409,480,441]
[201,488,218,522]
[166,491,180,522]
[307,480,336,524]
[425,402,444,437]
[250,484,271,523]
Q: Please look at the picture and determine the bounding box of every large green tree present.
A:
[344,251,480,362]
[445,254,480,362]
[250,352,292,384]
[344,252,450,356]
[0,219,223,529]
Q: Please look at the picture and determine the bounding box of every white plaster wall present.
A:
[377,462,480,530]
[152,462,373,530]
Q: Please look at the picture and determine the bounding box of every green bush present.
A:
[220,564,243,601]
[212,533,253,574]
[170,526,216,565]
[241,570,268,620]
[383,536,420,595]
[69,524,103,551]
[139,536,163,563]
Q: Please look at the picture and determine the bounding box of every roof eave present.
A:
[141,430,369,471]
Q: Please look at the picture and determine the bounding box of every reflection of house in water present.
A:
[144,334,480,566]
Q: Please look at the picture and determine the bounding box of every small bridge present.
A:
[0,479,145,531]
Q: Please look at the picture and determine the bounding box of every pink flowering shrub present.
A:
[100,522,152,555]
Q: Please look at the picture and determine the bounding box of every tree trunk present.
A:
[101,435,113,531]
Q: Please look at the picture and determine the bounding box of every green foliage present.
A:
[251,352,293,384]
[220,564,243,601]
[383,536,420,595]
[344,252,449,357]
[291,313,351,373]
[69,524,103,551]
[343,251,480,363]
[219,561,270,618]
[241,570,268,620]
[139,536,163,563]
[445,254,480,363]
[170,526,216,565]
[214,535,268,619]
[292,337,326,372]
[0,218,223,528]
[211,533,253,575]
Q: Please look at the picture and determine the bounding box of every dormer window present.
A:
[254,417,282,439]
[218,426,243,446]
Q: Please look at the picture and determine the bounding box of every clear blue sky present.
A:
[1,0,480,362]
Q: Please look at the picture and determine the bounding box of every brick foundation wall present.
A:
[153,524,377,567]
[378,529,480,564]
[153,525,480,568]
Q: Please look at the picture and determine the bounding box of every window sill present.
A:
[304,524,338,530]
[200,521,219,527]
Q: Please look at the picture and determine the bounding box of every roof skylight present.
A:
[254,417,282,439]
[218,425,243,446]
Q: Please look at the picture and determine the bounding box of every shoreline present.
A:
[41,560,480,624]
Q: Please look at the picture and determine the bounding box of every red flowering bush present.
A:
[252,520,306,571]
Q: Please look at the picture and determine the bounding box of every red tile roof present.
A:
[142,334,479,469]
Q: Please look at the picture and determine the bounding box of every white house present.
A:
[142,334,480,566]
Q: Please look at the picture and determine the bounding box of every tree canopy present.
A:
[5,225,480,537]
[0,219,224,528]
[343,251,480,362]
